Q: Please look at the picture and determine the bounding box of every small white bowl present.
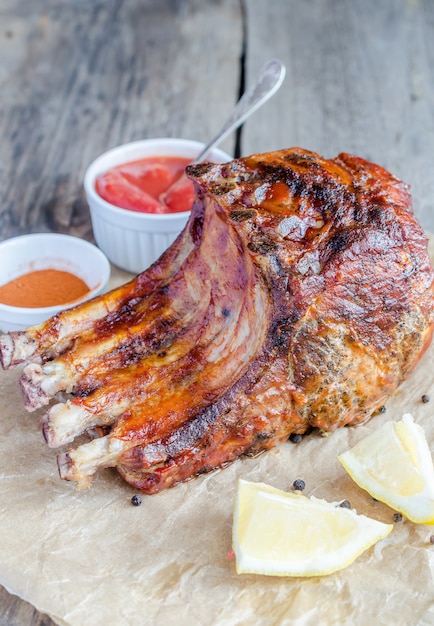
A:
[0,233,111,332]
[84,138,232,273]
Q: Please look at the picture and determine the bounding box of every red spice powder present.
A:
[0,269,90,308]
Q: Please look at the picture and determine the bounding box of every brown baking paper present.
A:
[1,241,434,626]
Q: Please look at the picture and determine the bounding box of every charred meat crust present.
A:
[1,147,433,493]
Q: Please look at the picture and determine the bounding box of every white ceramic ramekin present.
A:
[0,233,111,332]
[84,138,232,274]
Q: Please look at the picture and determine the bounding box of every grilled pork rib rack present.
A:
[1,148,433,494]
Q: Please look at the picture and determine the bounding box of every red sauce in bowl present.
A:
[95,156,195,214]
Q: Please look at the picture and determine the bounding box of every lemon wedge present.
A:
[232,479,392,577]
[338,414,434,524]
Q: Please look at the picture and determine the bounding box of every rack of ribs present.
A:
[1,148,433,494]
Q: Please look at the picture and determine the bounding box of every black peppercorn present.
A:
[289,433,303,444]
[131,494,142,506]
[379,405,386,414]
[393,512,403,522]
[339,500,351,509]
[422,394,430,404]
[292,479,305,491]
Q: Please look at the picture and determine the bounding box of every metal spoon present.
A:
[160,59,286,209]
[192,58,286,164]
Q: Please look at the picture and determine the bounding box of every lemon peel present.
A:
[232,479,392,577]
[339,413,434,524]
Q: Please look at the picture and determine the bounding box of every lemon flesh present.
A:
[339,413,434,524]
[232,480,392,577]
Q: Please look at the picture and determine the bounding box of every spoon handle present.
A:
[193,58,286,164]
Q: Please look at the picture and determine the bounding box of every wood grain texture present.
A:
[0,586,55,626]
[0,0,242,243]
[241,0,434,232]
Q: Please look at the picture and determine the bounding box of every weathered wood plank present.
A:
[0,0,242,243]
[0,585,55,626]
[242,0,434,233]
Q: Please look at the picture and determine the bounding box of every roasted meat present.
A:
[1,148,433,493]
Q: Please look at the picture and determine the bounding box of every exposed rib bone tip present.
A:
[40,416,50,444]
[57,452,92,489]
[0,331,38,369]
[0,333,14,369]
[57,451,73,477]
[19,363,52,411]
[57,436,126,487]
[43,401,116,448]
[40,414,63,448]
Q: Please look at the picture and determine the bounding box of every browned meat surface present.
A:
[1,148,433,493]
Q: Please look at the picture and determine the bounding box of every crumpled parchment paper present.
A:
[0,240,434,626]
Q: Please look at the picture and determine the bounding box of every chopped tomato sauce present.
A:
[95,156,195,214]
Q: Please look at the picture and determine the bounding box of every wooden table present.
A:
[1,1,433,623]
